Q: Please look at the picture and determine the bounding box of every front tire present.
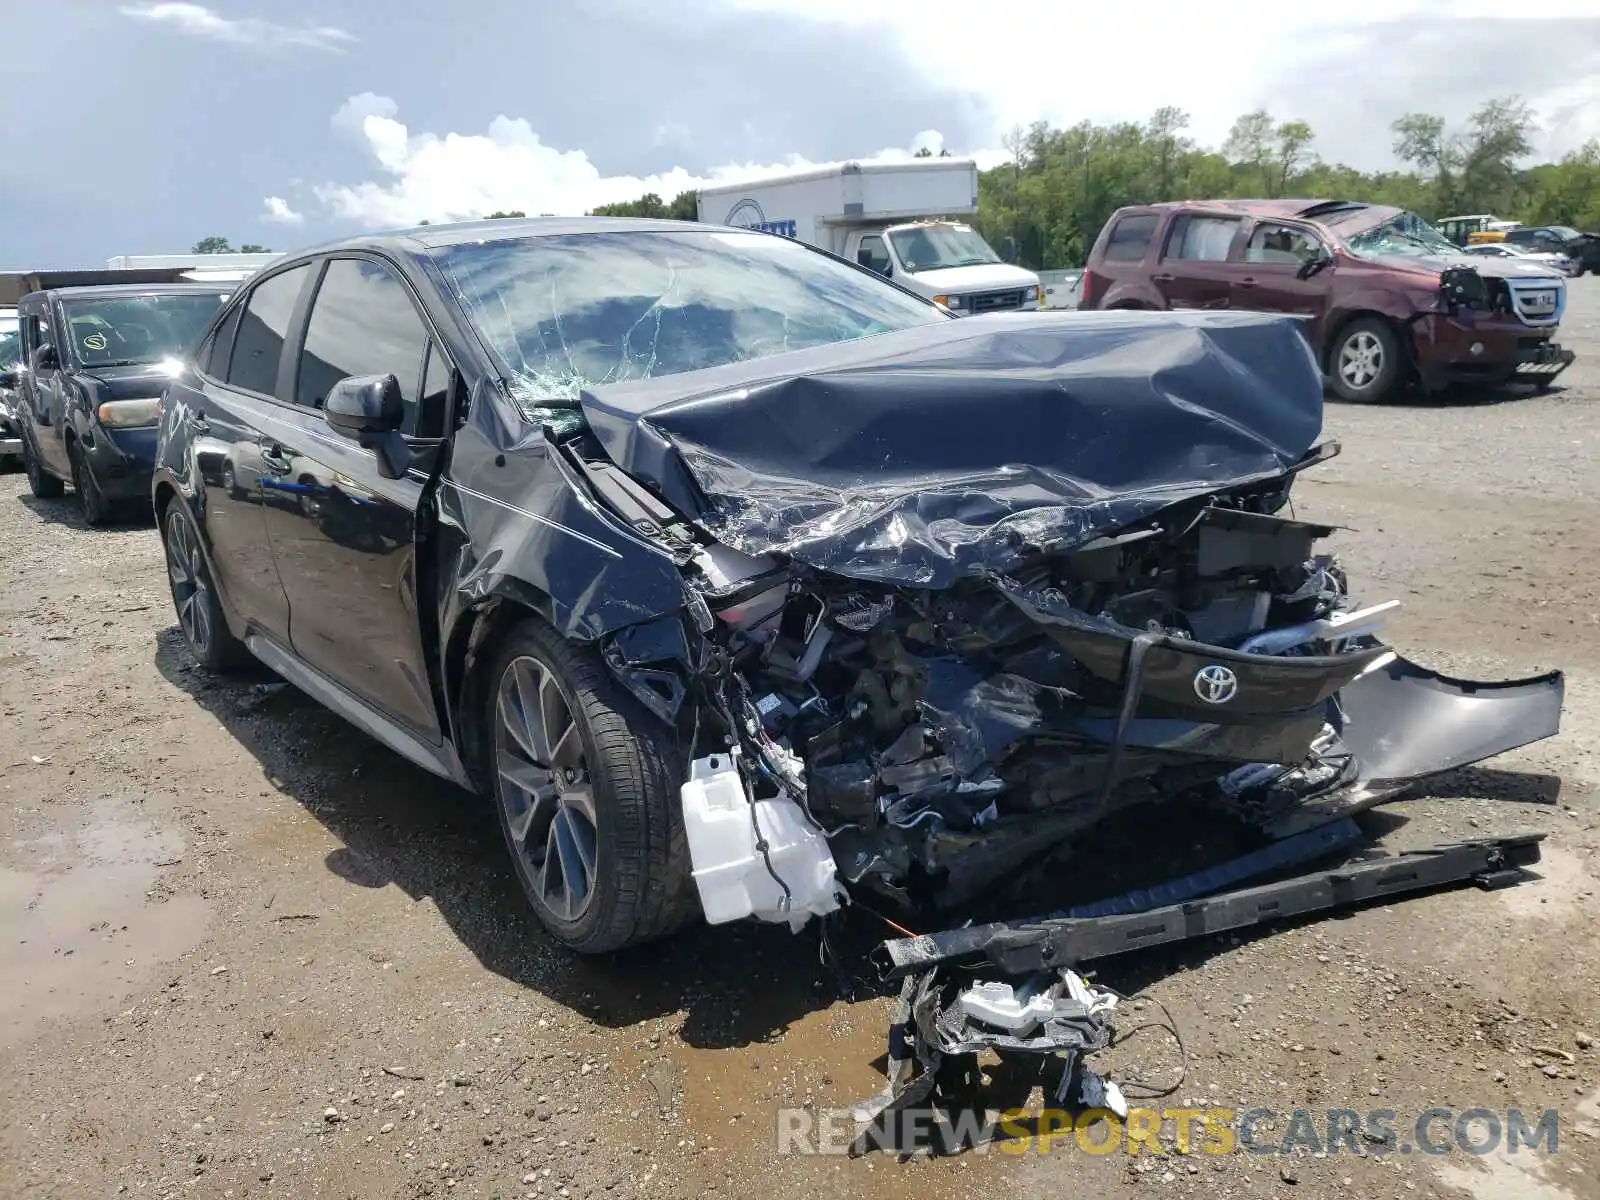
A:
[486,617,693,954]
[69,442,113,526]
[1328,317,1403,403]
[162,502,250,672]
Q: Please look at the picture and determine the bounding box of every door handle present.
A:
[1236,278,1258,287]
[1151,272,1175,283]
[259,443,292,474]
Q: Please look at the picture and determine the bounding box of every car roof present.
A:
[1123,198,1394,222]
[277,215,717,261]
[37,283,235,301]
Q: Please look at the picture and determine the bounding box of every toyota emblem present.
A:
[1193,664,1238,704]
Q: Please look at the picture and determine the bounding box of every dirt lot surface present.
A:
[4,282,1600,1200]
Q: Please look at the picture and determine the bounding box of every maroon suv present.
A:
[1081,200,1575,402]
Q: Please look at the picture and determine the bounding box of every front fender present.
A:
[434,380,692,778]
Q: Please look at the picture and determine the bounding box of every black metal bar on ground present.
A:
[874,831,1545,979]
[1051,817,1366,919]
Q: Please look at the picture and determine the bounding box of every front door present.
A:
[1150,213,1243,310]
[18,302,70,477]
[257,255,448,740]
[1231,221,1332,345]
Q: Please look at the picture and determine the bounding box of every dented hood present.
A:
[578,309,1326,587]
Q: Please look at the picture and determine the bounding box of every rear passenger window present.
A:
[226,265,309,397]
[1104,214,1158,262]
[205,303,243,377]
[1165,215,1241,262]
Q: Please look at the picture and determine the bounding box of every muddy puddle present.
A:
[0,799,212,1050]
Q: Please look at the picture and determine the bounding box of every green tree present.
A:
[239,243,270,253]
[1272,120,1317,196]
[1223,109,1276,193]
[485,210,526,219]
[1146,106,1192,202]
[1457,96,1535,215]
[191,235,233,254]
[589,189,699,220]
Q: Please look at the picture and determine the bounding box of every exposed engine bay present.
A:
[560,311,1563,934]
[676,473,1384,918]
[578,433,1560,935]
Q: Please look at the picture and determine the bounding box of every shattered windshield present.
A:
[431,230,946,408]
[1345,211,1460,260]
[61,293,228,368]
[887,224,1002,272]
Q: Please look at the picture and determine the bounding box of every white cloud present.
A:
[118,3,356,53]
[716,0,1600,159]
[261,196,304,225]
[301,96,1005,228]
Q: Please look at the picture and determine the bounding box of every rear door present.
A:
[1151,213,1243,310]
[189,262,313,642]
[256,254,447,740]
[1231,221,1332,342]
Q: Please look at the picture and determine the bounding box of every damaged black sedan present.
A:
[152,217,1563,954]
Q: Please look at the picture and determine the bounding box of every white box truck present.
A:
[696,159,1043,316]
[105,251,282,284]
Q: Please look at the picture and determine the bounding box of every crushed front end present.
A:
[1412,263,1575,389]
[560,309,1563,938]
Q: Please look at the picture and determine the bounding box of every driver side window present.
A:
[1245,223,1323,265]
[24,315,55,367]
[858,235,891,275]
[295,258,431,434]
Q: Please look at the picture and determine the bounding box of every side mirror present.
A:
[1296,248,1333,280]
[0,367,18,390]
[999,236,1018,265]
[856,248,873,266]
[324,373,402,438]
[34,344,59,371]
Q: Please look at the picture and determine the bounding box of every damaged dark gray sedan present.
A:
[152,217,1564,955]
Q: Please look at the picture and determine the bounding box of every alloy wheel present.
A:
[165,509,212,655]
[1338,331,1383,389]
[494,656,599,924]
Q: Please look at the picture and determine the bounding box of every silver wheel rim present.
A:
[165,511,211,653]
[1339,330,1384,388]
[495,656,598,923]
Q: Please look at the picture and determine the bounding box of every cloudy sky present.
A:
[3,1,1598,265]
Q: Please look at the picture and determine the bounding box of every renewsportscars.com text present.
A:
[776,1105,1562,1158]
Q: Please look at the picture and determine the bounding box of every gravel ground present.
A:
[3,282,1599,1200]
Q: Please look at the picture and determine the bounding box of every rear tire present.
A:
[162,502,250,672]
[485,616,693,954]
[24,438,64,498]
[1327,317,1403,403]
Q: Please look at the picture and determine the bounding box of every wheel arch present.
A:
[441,586,560,794]
[1322,308,1413,379]
[152,478,179,523]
